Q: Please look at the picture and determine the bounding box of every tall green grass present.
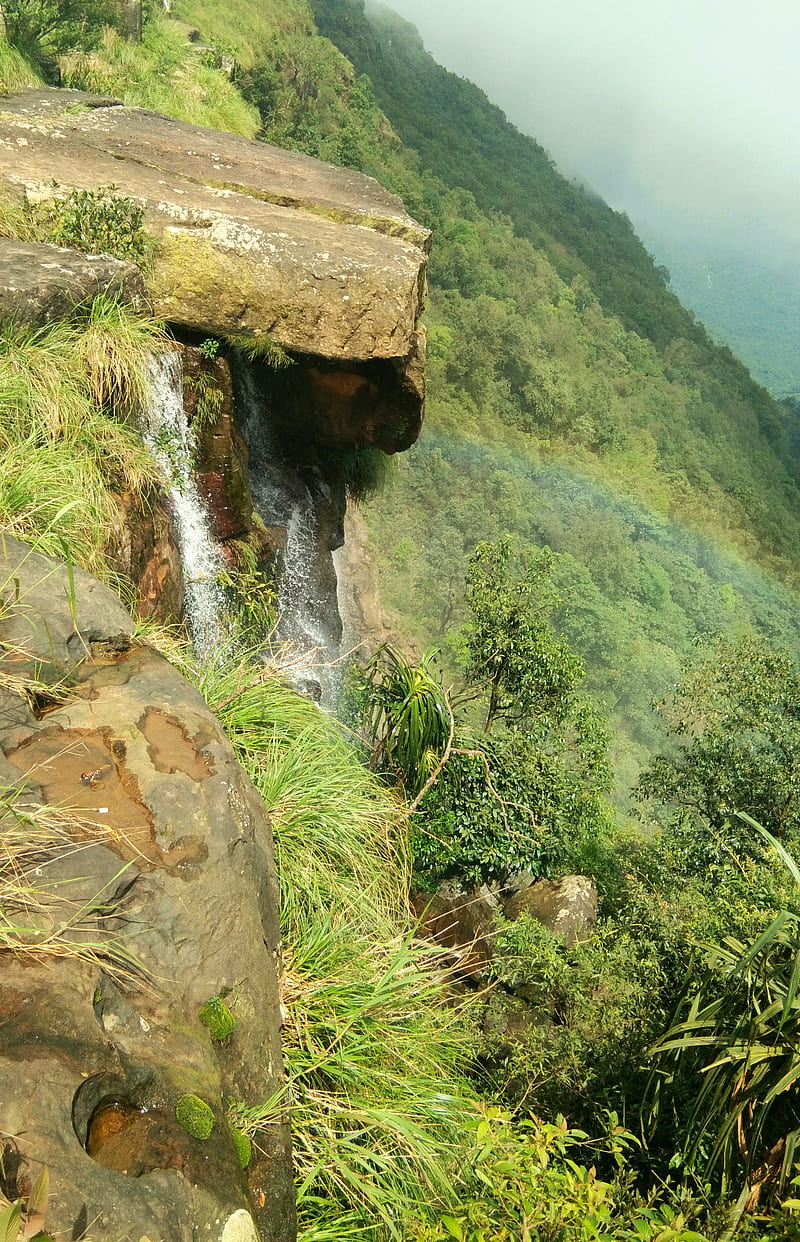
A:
[173,0,314,69]
[0,297,165,575]
[195,653,479,1238]
[62,19,259,136]
[0,36,43,93]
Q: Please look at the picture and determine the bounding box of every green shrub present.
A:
[0,186,152,268]
[405,1105,709,1242]
[41,186,152,267]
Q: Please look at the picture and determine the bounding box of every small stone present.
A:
[220,1210,259,1242]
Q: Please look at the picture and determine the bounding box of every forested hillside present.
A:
[5,1,800,1237]
[301,0,800,793]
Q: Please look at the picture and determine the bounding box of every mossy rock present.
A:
[175,1093,215,1140]
[199,996,236,1041]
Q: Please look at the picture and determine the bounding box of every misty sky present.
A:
[379,0,800,263]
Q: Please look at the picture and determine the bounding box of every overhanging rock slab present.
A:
[0,89,430,365]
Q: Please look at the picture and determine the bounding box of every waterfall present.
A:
[142,352,227,656]
[279,498,343,704]
[233,358,343,703]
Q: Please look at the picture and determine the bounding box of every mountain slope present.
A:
[59,0,800,793]
[302,0,800,790]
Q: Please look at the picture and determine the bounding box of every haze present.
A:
[379,0,800,266]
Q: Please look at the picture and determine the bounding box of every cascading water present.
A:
[142,352,227,656]
[233,358,344,703]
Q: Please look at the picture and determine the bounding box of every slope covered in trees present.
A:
[5,1,800,1236]
[294,0,800,793]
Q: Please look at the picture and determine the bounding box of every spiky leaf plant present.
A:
[362,644,451,795]
[650,814,800,1217]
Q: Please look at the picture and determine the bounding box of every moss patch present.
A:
[199,996,236,1041]
[175,1093,215,1140]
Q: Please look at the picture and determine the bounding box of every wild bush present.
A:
[0,185,152,268]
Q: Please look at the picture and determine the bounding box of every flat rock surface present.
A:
[0,89,430,361]
[0,238,147,326]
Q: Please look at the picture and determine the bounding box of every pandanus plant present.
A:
[362,644,452,797]
[649,813,800,1228]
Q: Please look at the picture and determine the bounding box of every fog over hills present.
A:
[377,0,800,394]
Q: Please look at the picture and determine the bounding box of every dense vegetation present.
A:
[4,0,800,1237]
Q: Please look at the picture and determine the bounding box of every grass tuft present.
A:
[0,36,43,94]
[191,648,479,1238]
[0,299,165,575]
[62,19,259,137]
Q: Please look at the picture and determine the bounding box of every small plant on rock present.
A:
[41,185,151,266]
[0,1165,52,1241]
[198,337,222,361]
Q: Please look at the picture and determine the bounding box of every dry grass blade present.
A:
[0,792,149,986]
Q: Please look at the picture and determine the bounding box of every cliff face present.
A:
[0,87,429,453]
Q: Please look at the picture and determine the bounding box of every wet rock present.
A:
[0,539,294,1241]
[502,874,598,946]
[110,485,186,625]
[185,347,254,543]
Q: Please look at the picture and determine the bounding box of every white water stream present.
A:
[234,358,343,703]
[142,352,227,657]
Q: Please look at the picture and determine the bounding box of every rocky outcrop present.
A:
[0,88,429,452]
[0,238,147,327]
[411,884,499,979]
[0,536,294,1242]
[502,874,598,947]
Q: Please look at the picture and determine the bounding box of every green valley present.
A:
[2,0,800,1239]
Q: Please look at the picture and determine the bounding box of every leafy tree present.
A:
[637,637,800,851]
[463,537,583,733]
[405,538,614,886]
[1,0,119,76]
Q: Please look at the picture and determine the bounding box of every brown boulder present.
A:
[0,535,294,1242]
[412,884,500,979]
[502,874,598,946]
